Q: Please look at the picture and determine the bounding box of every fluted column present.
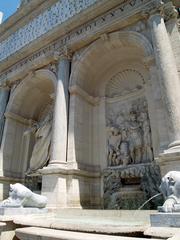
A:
[49,55,71,166]
[148,10,180,150]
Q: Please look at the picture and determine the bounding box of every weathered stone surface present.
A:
[0,207,47,216]
[150,213,180,227]
[16,227,160,240]
[103,163,162,209]
[144,227,180,239]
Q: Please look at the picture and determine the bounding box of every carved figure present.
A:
[128,111,143,164]
[119,129,130,166]
[159,171,180,212]
[140,112,153,163]
[24,106,53,174]
[0,183,47,208]
[107,127,121,166]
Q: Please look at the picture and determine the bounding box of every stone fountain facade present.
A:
[0,0,179,210]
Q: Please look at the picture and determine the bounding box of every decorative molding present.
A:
[69,85,100,106]
[5,112,34,126]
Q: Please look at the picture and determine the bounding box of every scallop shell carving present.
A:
[106,69,145,98]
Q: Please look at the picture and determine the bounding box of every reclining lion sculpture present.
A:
[0,183,47,208]
[159,171,180,212]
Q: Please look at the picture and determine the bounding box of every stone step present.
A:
[144,227,180,239]
[15,227,160,240]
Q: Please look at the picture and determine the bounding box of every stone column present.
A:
[0,88,10,145]
[49,55,71,167]
[148,12,180,150]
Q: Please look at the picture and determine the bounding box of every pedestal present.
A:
[40,166,101,209]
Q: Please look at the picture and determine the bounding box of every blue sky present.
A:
[0,0,20,21]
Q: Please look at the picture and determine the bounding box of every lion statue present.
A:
[159,171,180,212]
[0,183,47,208]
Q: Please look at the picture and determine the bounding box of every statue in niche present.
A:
[119,129,130,166]
[140,111,153,163]
[128,111,143,164]
[24,105,53,174]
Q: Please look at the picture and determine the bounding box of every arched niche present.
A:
[2,69,56,179]
[68,30,155,171]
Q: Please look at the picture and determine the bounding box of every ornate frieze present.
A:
[0,0,98,62]
[0,0,153,82]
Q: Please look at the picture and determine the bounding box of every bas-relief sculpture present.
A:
[0,183,47,208]
[24,105,53,174]
[159,171,180,213]
[104,94,162,209]
[106,97,154,167]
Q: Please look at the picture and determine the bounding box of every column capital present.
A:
[54,47,73,62]
[145,1,178,23]
[0,80,11,90]
[141,0,164,21]
[163,2,178,21]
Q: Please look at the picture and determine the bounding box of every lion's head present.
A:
[160,171,180,199]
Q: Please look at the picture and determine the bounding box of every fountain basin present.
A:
[12,209,155,236]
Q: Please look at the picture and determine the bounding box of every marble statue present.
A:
[128,111,143,164]
[107,127,121,166]
[140,111,153,163]
[159,171,180,212]
[0,183,47,208]
[24,106,53,174]
[118,129,130,166]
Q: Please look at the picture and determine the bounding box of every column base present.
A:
[158,147,180,176]
[40,165,101,209]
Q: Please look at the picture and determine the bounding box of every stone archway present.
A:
[2,69,56,184]
[67,30,161,208]
[69,31,154,169]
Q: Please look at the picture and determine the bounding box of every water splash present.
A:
[138,192,162,210]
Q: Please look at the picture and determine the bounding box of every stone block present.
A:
[150,213,180,227]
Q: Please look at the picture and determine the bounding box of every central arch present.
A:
[67,30,157,208]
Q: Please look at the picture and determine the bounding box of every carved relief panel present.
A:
[105,70,154,167]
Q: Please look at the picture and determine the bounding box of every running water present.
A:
[133,192,162,217]
[138,192,162,210]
